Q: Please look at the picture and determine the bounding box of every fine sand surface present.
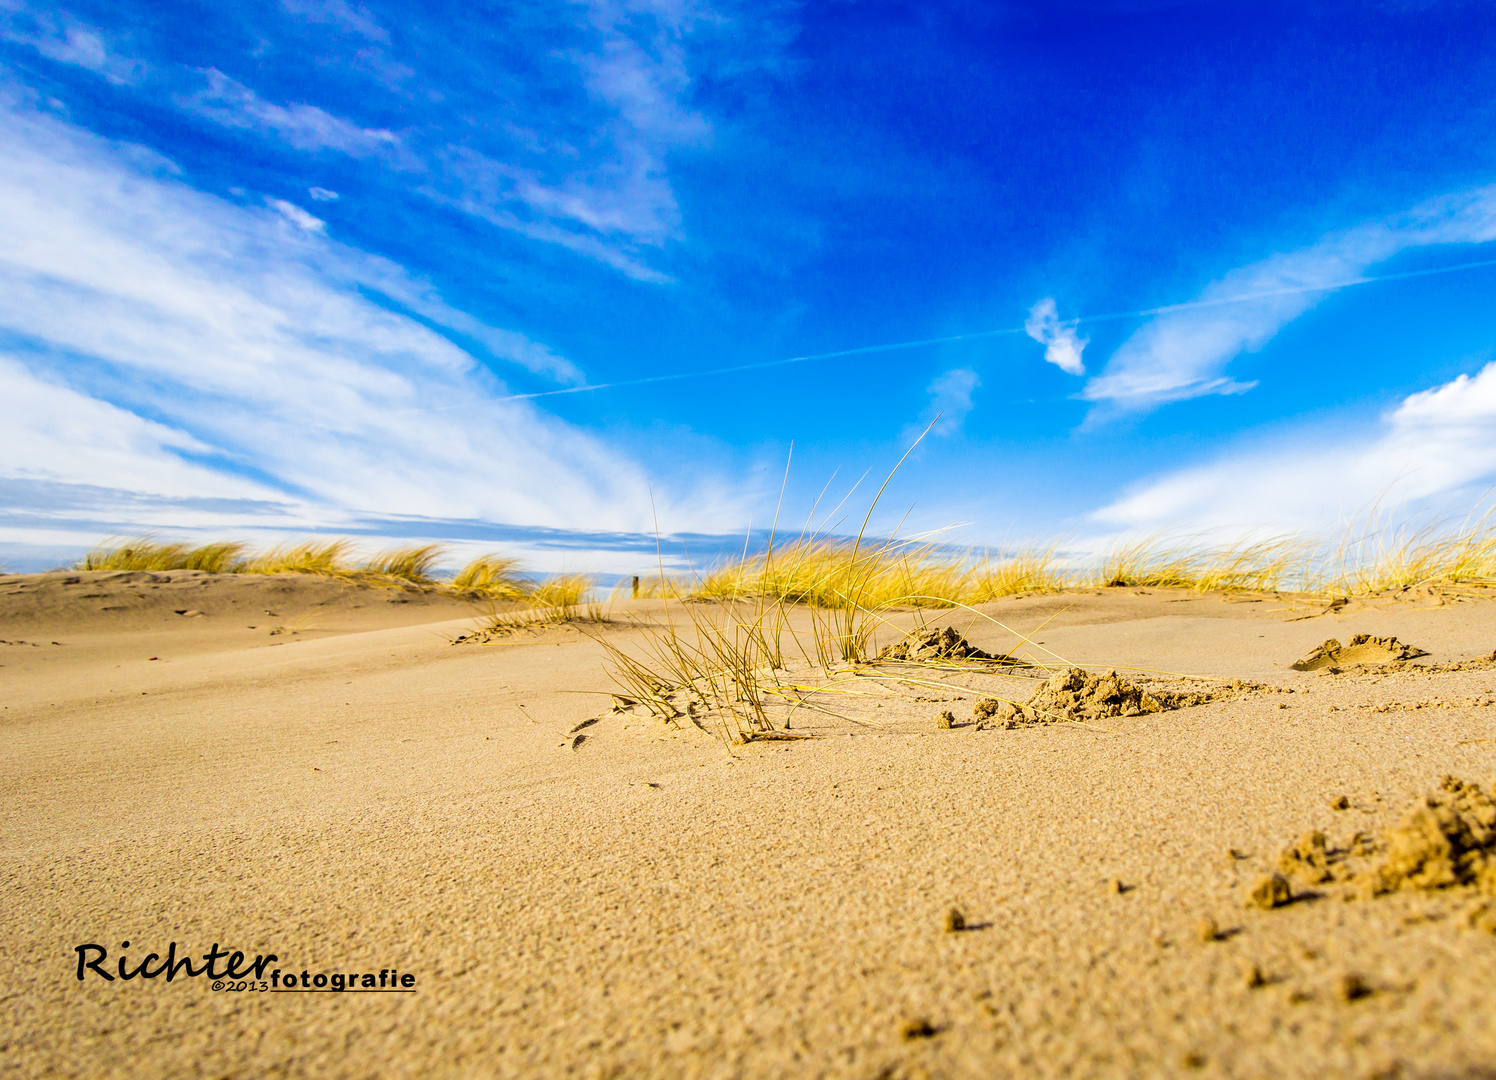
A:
[4,571,1496,1078]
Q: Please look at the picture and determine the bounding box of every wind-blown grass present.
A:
[1327,509,1496,594]
[360,543,445,584]
[246,540,355,575]
[70,501,1496,628]
[82,539,248,573]
[648,540,1065,611]
[452,554,527,598]
[78,537,521,591]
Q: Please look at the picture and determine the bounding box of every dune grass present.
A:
[595,472,1496,745]
[76,511,1496,605]
[469,573,606,634]
[1326,510,1496,594]
[78,537,532,593]
[1090,515,1496,596]
[361,543,446,583]
[622,541,1065,611]
[452,554,527,598]
[82,539,249,573]
[246,540,355,575]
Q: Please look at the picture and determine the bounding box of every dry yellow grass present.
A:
[452,554,527,598]
[531,573,593,608]
[1327,510,1496,594]
[71,508,1496,616]
[76,537,564,602]
[1091,513,1496,596]
[244,540,355,575]
[361,544,446,584]
[476,574,605,633]
[81,539,248,574]
[670,540,1064,610]
[1095,536,1308,592]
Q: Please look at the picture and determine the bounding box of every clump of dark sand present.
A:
[1291,634,1429,673]
[877,626,998,663]
[1362,776,1496,896]
[1278,830,1333,884]
[972,667,1214,728]
[1263,777,1496,925]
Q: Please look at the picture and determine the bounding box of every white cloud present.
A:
[308,186,339,201]
[1,13,145,84]
[0,96,744,542]
[1024,297,1087,375]
[904,367,980,441]
[1083,186,1496,413]
[426,149,674,283]
[280,0,389,42]
[266,197,325,232]
[423,2,713,281]
[0,355,277,500]
[1090,359,1496,537]
[181,68,399,156]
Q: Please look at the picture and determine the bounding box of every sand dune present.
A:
[4,572,1496,1078]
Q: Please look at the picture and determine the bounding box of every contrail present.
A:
[492,254,1496,404]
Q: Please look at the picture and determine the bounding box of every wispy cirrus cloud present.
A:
[169,3,716,283]
[424,148,676,284]
[265,197,325,232]
[279,0,389,43]
[0,95,742,545]
[901,367,980,444]
[420,1,715,282]
[179,68,400,156]
[0,9,145,84]
[1082,186,1496,414]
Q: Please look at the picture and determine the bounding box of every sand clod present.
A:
[1249,873,1293,909]
[1291,634,1429,673]
[1362,776,1496,896]
[1467,902,1496,933]
[1279,830,1333,884]
[900,1017,939,1041]
[878,625,996,662]
[1336,973,1374,1002]
[972,667,1213,727]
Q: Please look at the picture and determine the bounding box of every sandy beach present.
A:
[3,570,1495,1078]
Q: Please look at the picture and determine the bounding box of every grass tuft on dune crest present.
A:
[246,540,356,576]
[71,503,1496,620]
[635,540,1065,611]
[452,554,527,598]
[82,539,248,574]
[361,544,446,584]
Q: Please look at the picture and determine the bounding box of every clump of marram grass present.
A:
[247,540,355,575]
[1095,535,1310,592]
[474,575,607,634]
[967,546,1065,600]
[361,543,445,584]
[452,554,528,598]
[531,574,593,609]
[81,538,248,573]
[666,540,1064,610]
[596,579,797,744]
[598,428,961,744]
[1327,507,1496,594]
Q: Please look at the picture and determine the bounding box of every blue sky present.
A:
[4,0,1496,572]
